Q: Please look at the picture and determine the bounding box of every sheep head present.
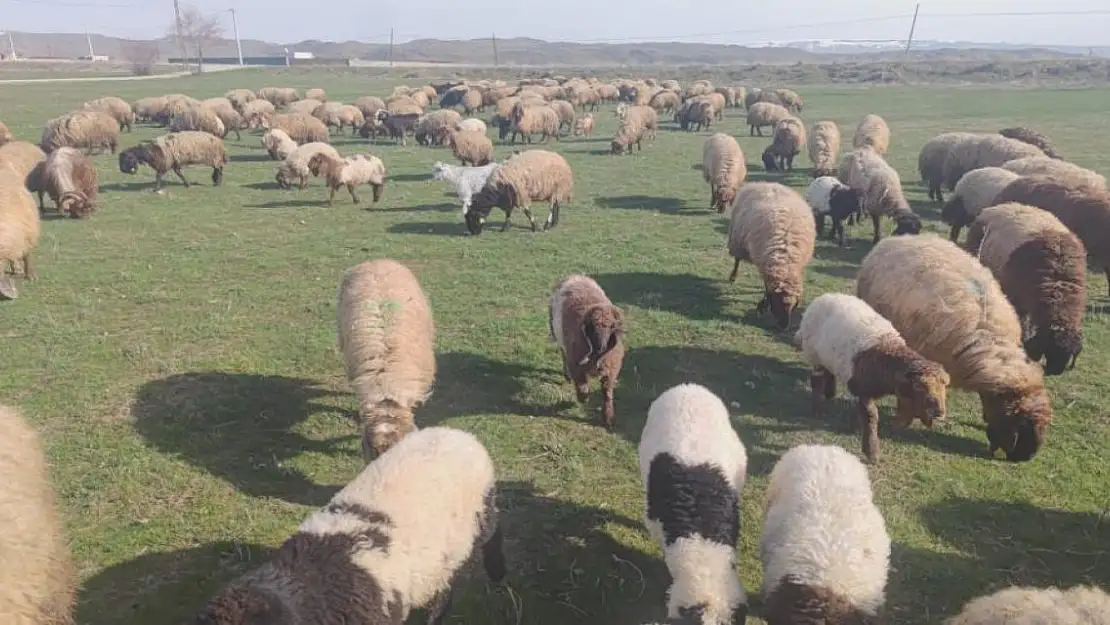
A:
[117,147,144,174]
[465,186,501,235]
[756,287,797,330]
[894,360,950,428]
[59,191,91,219]
[828,186,862,218]
[761,149,779,172]
[579,305,624,368]
[1026,324,1083,376]
[306,153,329,177]
[891,210,922,236]
[982,388,1051,462]
[188,585,285,625]
[712,185,736,213]
[940,196,969,229]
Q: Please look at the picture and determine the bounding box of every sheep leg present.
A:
[327,186,337,207]
[481,521,508,583]
[858,398,881,463]
[522,207,538,232]
[572,371,590,405]
[600,373,616,430]
[348,184,360,204]
[545,201,560,230]
[424,587,454,625]
[727,257,741,282]
[21,253,36,281]
[36,190,46,213]
[871,213,882,244]
[501,208,513,232]
[834,218,846,247]
[172,166,190,188]
[809,368,834,417]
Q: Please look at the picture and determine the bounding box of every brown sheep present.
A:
[83,96,136,133]
[466,149,573,234]
[263,113,330,144]
[998,127,1062,160]
[509,102,559,145]
[0,141,47,179]
[307,153,386,207]
[40,110,120,155]
[549,275,625,429]
[767,116,806,171]
[26,147,99,219]
[118,131,226,191]
[448,130,493,167]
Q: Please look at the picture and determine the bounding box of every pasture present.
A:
[1,69,1108,624]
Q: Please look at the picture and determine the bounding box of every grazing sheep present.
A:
[947,585,1110,625]
[509,102,560,145]
[852,114,890,155]
[170,105,226,138]
[354,96,387,121]
[223,88,256,111]
[448,129,493,166]
[857,235,1054,461]
[201,97,245,140]
[0,120,14,146]
[727,182,816,329]
[842,148,922,244]
[998,127,1062,160]
[941,134,1045,192]
[805,176,862,246]
[0,164,42,297]
[808,121,841,178]
[677,99,714,132]
[965,202,1086,375]
[288,99,325,116]
[305,88,327,102]
[0,406,77,623]
[796,293,950,461]
[331,105,367,136]
[611,116,648,155]
[26,147,98,219]
[240,99,276,129]
[648,89,681,115]
[337,259,435,460]
[743,88,764,110]
[371,111,421,146]
[263,113,329,144]
[761,445,890,624]
[919,132,978,203]
[257,87,299,107]
[432,161,500,217]
[1001,156,1106,189]
[549,275,625,428]
[638,384,748,625]
[774,88,804,113]
[456,118,487,134]
[307,153,386,206]
[82,96,135,132]
[275,142,340,190]
[460,89,484,115]
[573,114,594,137]
[261,128,297,161]
[132,96,169,124]
[548,100,576,134]
[385,96,423,116]
[767,116,806,171]
[993,175,1110,297]
[187,426,505,625]
[466,149,572,235]
[161,94,202,125]
[941,167,1020,242]
[40,110,120,155]
[747,102,791,137]
[118,131,227,191]
[0,141,46,179]
[702,133,747,213]
[413,109,464,146]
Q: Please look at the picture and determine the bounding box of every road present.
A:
[0,64,254,85]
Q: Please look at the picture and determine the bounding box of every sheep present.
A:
[964,202,1086,376]
[919,132,978,203]
[766,116,806,171]
[200,97,245,140]
[509,102,560,145]
[637,383,748,625]
[257,87,300,107]
[0,164,42,297]
[261,128,297,161]
[993,176,1110,297]
[573,114,594,137]
[40,110,120,155]
[26,147,98,219]
[0,120,14,146]
[263,113,330,144]
[0,140,46,179]
[675,99,714,132]
[82,96,135,132]
[414,109,463,146]
[447,129,493,167]
[807,121,841,178]
[170,105,226,139]
[946,585,1110,625]
[998,127,1062,160]
[1001,156,1106,189]
[288,99,325,116]
[761,444,890,625]
[313,102,363,135]
[549,275,625,428]
[548,99,576,134]
[370,111,421,146]
[354,95,387,121]
[432,161,500,218]
[852,114,890,155]
[223,88,256,112]
[456,118,487,134]
[744,88,764,109]
[842,148,922,244]
[466,149,572,235]
[307,153,386,207]
[275,142,340,190]
[774,88,804,112]
[857,234,1054,461]
[702,133,747,213]
[385,96,424,116]
[611,117,648,155]
[747,102,790,137]
[940,167,1020,242]
[187,426,505,625]
[118,131,227,191]
[161,94,202,124]
[805,176,862,246]
[337,259,435,460]
[132,96,169,124]
[240,99,276,129]
[727,182,816,329]
[0,406,77,623]
[941,134,1045,192]
[648,89,681,115]
[305,88,327,102]
[796,293,951,461]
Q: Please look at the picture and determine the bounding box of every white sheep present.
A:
[432,160,501,218]
[947,585,1110,624]
[638,383,748,625]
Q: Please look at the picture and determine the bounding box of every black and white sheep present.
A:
[805,176,862,247]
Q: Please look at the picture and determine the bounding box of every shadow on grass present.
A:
[885,543,982,622]
[420,351,571,424]
[241,181,282,191]
[811,263,859,280]
[593,195,690,214]
[388,221,464,236]
[77,541,277,625]
[132,372,347,506]
[98,181,160,193]
[229,153,274,163]
[376,202,458,213]
[594,272,727,321]
[910,197,942,222]
[391,172,433,182]
[243,199,330,209]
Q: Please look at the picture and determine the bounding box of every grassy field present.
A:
[1,68,1108,625]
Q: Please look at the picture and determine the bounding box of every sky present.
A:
[1,0,1107,47]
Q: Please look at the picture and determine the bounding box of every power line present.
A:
[1,0,140,6]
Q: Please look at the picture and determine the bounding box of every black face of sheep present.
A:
[756,290,796,330]
[212,167,224,186]
[118,149,142,175]
[761,150,779,172]
[983,392,1050,462]
[892,213,922,236]
[1027,327,1083,376]
[465,207,489,235]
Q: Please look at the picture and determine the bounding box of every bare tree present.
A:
[168,5,224,72]
[121,41,159,76]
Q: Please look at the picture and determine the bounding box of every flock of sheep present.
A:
[0,75,1108,625]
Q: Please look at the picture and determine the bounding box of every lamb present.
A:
[852,114,890,155]
[0,141,46,179]
[993,176,1110,296]
[0,120,14,146]
[727,182,816,329]
[919,132,978,203]
[448,129,493,166]
[637,383,748,625]
[40,110,120,155]
[805,176,863,246]
[456,118,487,134]
[573,113,594,137]
[337,259,435,460]
[702,133,747,213]
[82,96,135,132]
[808,121,841,178]
[0,164,42,298]
[170,105,226,138]
[257,87,300,107]
[240,99,276,129]
[761,444,890,624]
[432,161,500,217]
[118,131,227,191]
[26,147,99,219]
[509,102,560,145]
[747,102,791,136]
[766,116,806,171]
[946,585,1110,625]
[940,167,1020,242]
[964,202,1086,376]
[261,128,297,161]
[307,152,386,206]
[998,127,1062,160]
[263,113,329,144]
[466,149,573,235]
[941,134,1045,192]
[275,142,340,190]
[1001,156,1106,189]
[305,88,327,102]
[842,148,922,243]
[0,406,77,624]
[549,275,625,428]
[185,427,505,625]
[857,234,1054,461]
[795,293,950,461]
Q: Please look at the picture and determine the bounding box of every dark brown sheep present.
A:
[549,275,625,429]
[999,127,1063,160]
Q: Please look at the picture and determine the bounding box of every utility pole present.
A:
[85,27,95,59]
[492,32,498,67]
[172,0,188,71]
[388,27,394,67]
[904,2,921,58]
[229,8,243,66]
[6,31,16,59]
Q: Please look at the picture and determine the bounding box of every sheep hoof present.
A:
[0,277,17,300]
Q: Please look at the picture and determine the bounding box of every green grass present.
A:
[2,69,1109,625]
